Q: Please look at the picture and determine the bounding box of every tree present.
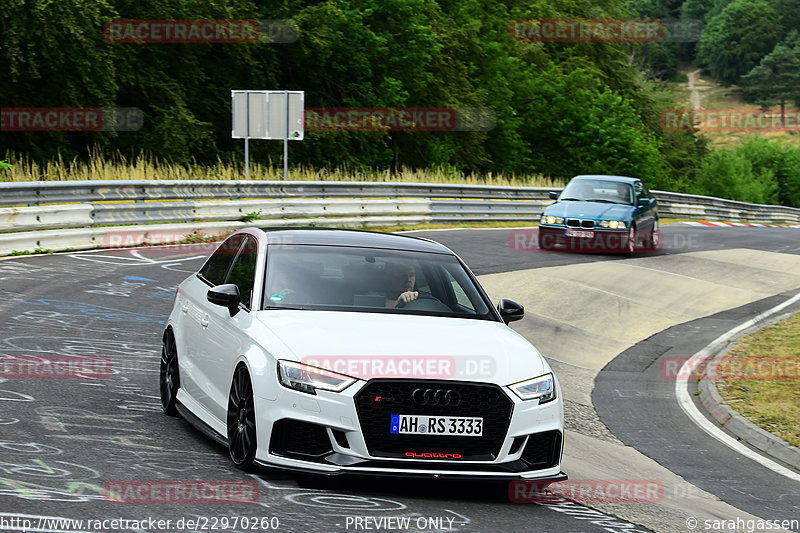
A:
[740,32,800,128]
[680,0,716,21]
[520,64,666,185]
[625,0,680,79]
[0,0,699,183]
[696,0,781,86]
[773,0,800,37]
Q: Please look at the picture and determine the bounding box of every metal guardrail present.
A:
[1,180,799,255]
[651,190,800,224]
[0,180,550,205]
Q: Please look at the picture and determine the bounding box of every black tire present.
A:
[160,329,180,417]
[624,225,636,255]
[537,232,554,251]
[227,364,257,471]
[646,219,660,250]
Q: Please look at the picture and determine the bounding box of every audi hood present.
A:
[253,310,549,385]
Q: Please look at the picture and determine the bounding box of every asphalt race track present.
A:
[0,223,799,533]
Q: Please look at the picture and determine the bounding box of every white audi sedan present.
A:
[161,227,566,481]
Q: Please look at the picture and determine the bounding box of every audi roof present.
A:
[257,227,451,254]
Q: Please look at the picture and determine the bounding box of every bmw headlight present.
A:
[278,360,357,395]
[508,373,556,403]
[541,215,564,225]
[599,220,626,229]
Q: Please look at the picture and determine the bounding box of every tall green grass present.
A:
[1,151,561,188]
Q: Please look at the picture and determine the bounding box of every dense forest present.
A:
[1,0,799,205]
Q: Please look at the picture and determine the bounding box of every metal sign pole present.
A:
[245,93,250,180]
[283,90,289,181]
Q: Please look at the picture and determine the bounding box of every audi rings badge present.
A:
[411,388,461,407]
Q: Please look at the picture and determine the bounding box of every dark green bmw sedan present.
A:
[537,175,659,254]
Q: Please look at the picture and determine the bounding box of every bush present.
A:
[692,149,761,203]
[691,137,800,206]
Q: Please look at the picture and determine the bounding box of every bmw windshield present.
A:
[262,245,494,320]
[559,179,634,205]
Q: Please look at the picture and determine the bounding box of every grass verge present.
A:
[716,312,800,448]
[1,150,562,188]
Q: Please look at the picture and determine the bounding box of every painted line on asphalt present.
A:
[675,290,800,483]
[399,226,537,233]
[681,221,800,228]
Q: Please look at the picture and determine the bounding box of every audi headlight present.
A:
[599,220,626,229]
[278,360,356,395]
[508,373,556,403]
[541,215,564,225]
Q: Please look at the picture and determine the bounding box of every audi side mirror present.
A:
[208,284,241,317]
[498,299,524,324]
[549,191,558,200]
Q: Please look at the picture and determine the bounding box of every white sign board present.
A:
[231,90,304,180]
[231,90,303,140]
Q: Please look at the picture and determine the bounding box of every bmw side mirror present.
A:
[498,299,524,324]
[208,284,241,317]
[637,197,651,206]
[549,191,558,200]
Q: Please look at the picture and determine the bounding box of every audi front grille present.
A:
[354,380,514,461]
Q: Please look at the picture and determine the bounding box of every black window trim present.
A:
[226,235,258,312]
[197,235,246,287]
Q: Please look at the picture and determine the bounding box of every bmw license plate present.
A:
[390,415,483,436]
[566,229,594,238]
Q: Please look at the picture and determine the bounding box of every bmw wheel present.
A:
[625,225,636,254]
[160,329,180,417]
[227,364,257,470]
[647,220,660,250]
[537,231,553,251]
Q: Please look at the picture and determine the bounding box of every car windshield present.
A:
[559,179,633,205]
[261,245,494,320]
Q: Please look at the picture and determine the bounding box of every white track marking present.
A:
[675,291,800,483]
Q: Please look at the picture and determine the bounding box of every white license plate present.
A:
[566,229,594,238]
[390,415,483,436]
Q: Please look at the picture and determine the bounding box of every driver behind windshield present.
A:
[384,262,419,308]
[616,183,632,204]
[577,182,594,199]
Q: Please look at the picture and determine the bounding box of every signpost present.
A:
[231,90,304,180]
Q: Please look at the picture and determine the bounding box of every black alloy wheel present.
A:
[160,330,180,416]
[227,365,257,470]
